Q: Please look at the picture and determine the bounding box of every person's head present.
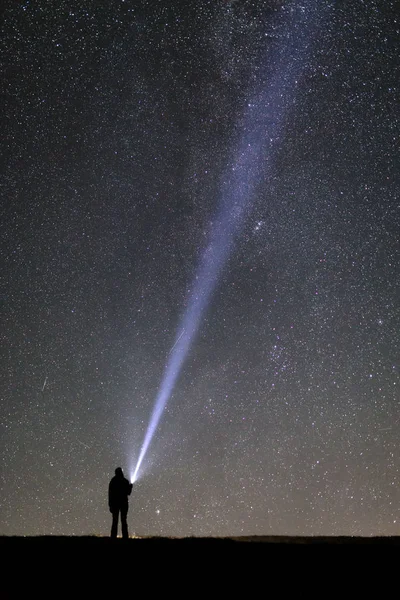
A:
[115,467,123,477]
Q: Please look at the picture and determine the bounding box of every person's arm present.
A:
[108,481,112,511]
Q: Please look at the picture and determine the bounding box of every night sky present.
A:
[1,0,399,537]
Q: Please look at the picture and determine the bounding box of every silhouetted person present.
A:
[108,467,133,539]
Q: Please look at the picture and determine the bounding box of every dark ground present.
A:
[2,535,399,595]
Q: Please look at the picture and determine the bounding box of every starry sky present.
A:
[1,0,399,537]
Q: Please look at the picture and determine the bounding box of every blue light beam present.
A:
[132,1,327,482]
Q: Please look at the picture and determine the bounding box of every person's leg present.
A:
[111,509,119,538]
[121,505,129,539]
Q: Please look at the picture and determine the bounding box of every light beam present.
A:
[132,1,327,482]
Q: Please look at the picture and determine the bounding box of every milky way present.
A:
[1,0,399,537]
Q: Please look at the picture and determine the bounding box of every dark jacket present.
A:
[108,473,133,512]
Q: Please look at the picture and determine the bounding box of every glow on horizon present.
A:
[132,1,327,482]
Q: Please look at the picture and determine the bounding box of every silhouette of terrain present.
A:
[2,535,398,594]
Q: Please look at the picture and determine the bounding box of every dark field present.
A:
[2,535,398,595]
